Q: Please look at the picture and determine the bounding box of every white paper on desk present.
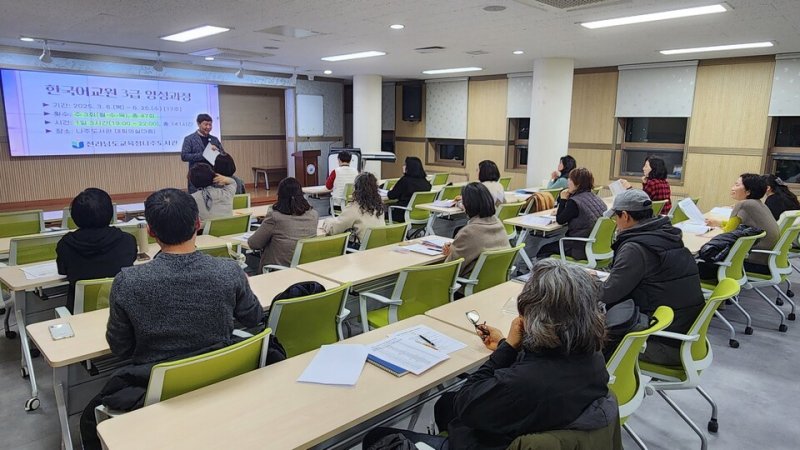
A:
[422,236,451,248]
[709,207,733,219]
[378,188,389,197]
[21,261,59,279]
[675,222,711,235]
[390,324,467,355]
[502,296,519,315]
[368,336,449,375]
[404,244,442,256]
[608,180,626,197]
[594,270,611,282]
[432,199,456,208]
[297,344,369,386]
[521,215,554,226]
[234,231,255,242]
[677,198,706,225]
[202,143,218,165]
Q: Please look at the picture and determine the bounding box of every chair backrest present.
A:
[687,278,740,366]
[769,224,800,275]
[0,210,44,237]
[714,231,766,284]
[540,188,563,201]
[606,306,674,422]
[9,232,66,266]
[344,183,355,202]
[437,185,463,201]
[144,327,272,406]
[669,197,700,224]
[506,412,622,450]
[464,245,524,295]
[389,259,462,323]
[203,214,251,237]
[496,202,526,238]
[291,232,350,266]
[360,223,407,251]
[405,191,439,223]
[650,199,667,216]
[63,204,118,230]
[383,178,398,190]
[197,243,237,259]
[583,217,616,268]
[232,194,251,209]
[267,283,351,357]
[498,177,512,190]
[777,210,800,235]
[431,173,449,186]
[74,278,115,313]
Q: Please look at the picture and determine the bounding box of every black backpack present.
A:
[698,225,763,263]
[262,281,328,364]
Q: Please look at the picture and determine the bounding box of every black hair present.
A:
[214,154,236,177]
[462,182,496,218]
[478,160,501,182]
[338,150,352,163]
[569,167,594,194]
[145,188,199,245]
[70,188,113,229]
[616,208,654,221]
[645,156,668,180]
[404,156,427,179]
[273,177,312,216]
[765,174,800,210]
[196,113,213,124]
[740,173,767,199]
[559,155,577,178]
[189,163,216,189]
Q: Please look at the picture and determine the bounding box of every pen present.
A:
[418,334,437,349]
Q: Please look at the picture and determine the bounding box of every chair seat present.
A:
[745,272,772,281]
[700,281,718,290]
[639,361,688,382]
[367,307,391,329]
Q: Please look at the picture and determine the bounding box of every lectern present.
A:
[293,150,321,187]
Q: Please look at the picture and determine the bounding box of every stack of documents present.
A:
[521,215,555,226]
[674,198,712,234]
[608,180,626,196]
[432,199,457,208]
[21,261,59,280]
[234,231,255,242]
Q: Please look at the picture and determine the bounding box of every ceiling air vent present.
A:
[513,0,629,12]
[466,50,489,55]
[414,46,446,54]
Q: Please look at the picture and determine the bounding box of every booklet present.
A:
[677,197,707,224]
[367,336,449,376]
[297,344,369,386]
[608,180,626,196]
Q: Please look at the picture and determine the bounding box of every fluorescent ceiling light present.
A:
[161,25,230,42]
[323,70,333,75]
[20,37,35,42]
[422,67,483,75]
[390,24,405,30]
[660,41,773,55]
[321,51,386,62]
[513,50,524,55]
[581,4,727,29]
[204,56,215,61]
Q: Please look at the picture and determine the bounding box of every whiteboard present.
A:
[297,94,324,136]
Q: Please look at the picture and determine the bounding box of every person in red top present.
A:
[621,156,671,214]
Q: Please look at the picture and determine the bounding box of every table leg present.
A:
[14,290,39,411]
[252,169,259,193]
[425,214,437,237]
[516,229,533,270]
[53,366,73,450]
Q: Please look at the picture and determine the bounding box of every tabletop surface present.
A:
[425,281,524,334]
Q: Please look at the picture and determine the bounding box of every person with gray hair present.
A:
[362,259,615,450]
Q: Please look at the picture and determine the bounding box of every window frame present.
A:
[505,117,529,172]
[614,117,688,184]
[426,138,465,168]
[766,116,800,188]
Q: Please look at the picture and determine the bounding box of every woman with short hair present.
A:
[387,156,431,223]
[547,155,577,189]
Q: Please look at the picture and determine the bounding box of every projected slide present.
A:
[1,69,220,156]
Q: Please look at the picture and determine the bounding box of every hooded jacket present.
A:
[602,216,704,345]
[56,227,137,313]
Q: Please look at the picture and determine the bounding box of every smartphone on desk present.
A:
[49,323,74,340]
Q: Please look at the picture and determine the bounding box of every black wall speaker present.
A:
[402,84,422,122]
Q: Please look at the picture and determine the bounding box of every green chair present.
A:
[95,327,272,422]
[779,210,800,290]
[0,210,44,237]
[388,191,438,238]
[383,178,399,190]
[498,177,512,190]
[233,194,251,209]
[457,244,524,296]
[436,185,463,202]
[202,214,251,237]
[592,186,603,196]
[264,232,350,272]
[9,232,66,265]
[267,283,352,357]
[605,306,674,450]
[507,417,623,450]
[669,197,701,225]
[641,279,741,450]
[651,199,668,216]
[347,223,408,253]
[330,183,356,217]
[359,258,463,331]
[555,217,616,269]
[431,173,450,186]
[540,188,563,201]
[700,231,765,347]
[62,204,118,230]
[197,243,240,259]
[496,202,526,241]
[55,277,115,319]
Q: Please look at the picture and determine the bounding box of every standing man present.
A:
[182,113,224,193]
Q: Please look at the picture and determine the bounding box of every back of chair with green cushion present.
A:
[383,178,398,190]
[75,278,115,313]
[437,185,463,201]
[9,233,65,266]
[407,191,438,223]
[691,278,739,362]
[395,259,462,322]
[204,215,251,237]
[469,245,524,294]
[651,200,667,216]
[267,283,351,357]
[344,183,355,202]
[670,197,700,225]
[540,188,563,201]
[506,418,623,450]
[197,244,236,259]
[498,177,511,190]
[774,225,800,276]
[431,173,449,186]
[605,306,674,423]
[590,217,617,266]
[0,210,43,238]
[232,194,251,209]
[294,232,349,265]
[717,232,766,283]
[362,223,406,250]
[497,202,525,237]
[777,210,800,235]
[144,327,271,406]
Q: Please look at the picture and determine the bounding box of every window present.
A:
[381,130,395,153]
[427,139,465,167]
[506,118,529,170]
[619,117,687,179]
[768,117,800,183]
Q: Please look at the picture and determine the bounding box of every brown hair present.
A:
[568,167,594,194]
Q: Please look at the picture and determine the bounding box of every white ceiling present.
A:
[0,0,798,79]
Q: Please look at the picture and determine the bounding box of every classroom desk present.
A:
[682,227,722,254]
[97,315,490,450]
[219,219,327,250]
[426,281,523,334]
[296,238,451,286]
[302,185,332,197]
[233,204,270,218]
[417,202,465,236]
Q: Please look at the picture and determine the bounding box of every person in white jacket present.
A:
[325,150,359,208]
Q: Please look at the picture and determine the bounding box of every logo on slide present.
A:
[71,141,85,149]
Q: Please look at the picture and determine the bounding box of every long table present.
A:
[426,281,523,334]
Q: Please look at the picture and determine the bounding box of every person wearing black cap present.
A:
[601,189,704,365]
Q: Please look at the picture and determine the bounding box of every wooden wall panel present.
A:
[467,79,507,141]
[218,86,285,136]
[568,148,614,188]
[682,153,763,210]
[569,72,617,145]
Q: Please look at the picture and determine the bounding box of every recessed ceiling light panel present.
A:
[660,41,773,55]
[323,70,333,75]
[581,4,727,29]
[161,25,230,42]
[422,67,483,75]
[513,50,525,55]
[390,24,405,30]
[321,51,386,62]
[20,37,35,42]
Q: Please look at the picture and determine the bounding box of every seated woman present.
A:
[322,172,385,245]
[363,259,611,450]
[387,156,431,223]
[622,156,671,214]
[189,162,237,221]
[546,155,576,189]
[56,188,137,313]
[477,160,506,206]
[443,182,510,277]
[537,168,607,261]
[213,153,246,194]
[248,177,319,270]
[702,173,780,276]
[764,174,800,220]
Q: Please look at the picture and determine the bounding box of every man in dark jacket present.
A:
[56,188,137,313]
[601,189,705,365]
[181,113,224,193]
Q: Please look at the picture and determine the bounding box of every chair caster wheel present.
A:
[5,330,17,339]
[708,419,719,433]
[20,366,28,378]
[790,313,796,321]
[788,289,795,298]
[24,397,40,411]
[776,297,784,306]
[744,326,754,335]
[30,348,40,358]
[729,339,739,348]
[779,324,788,332]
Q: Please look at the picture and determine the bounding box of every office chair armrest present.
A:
[456,277,479,285]
[388,205,411,224]
[263,264,289,273]
[55,306,72,319]
[652,330,700,342]
[345,247,359,253]
[337,307,351,322]
[360,292,402,306]
[749,249,780,255]
[232,329,253,339]
[713,261,732,267]
[558,236,593,261]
